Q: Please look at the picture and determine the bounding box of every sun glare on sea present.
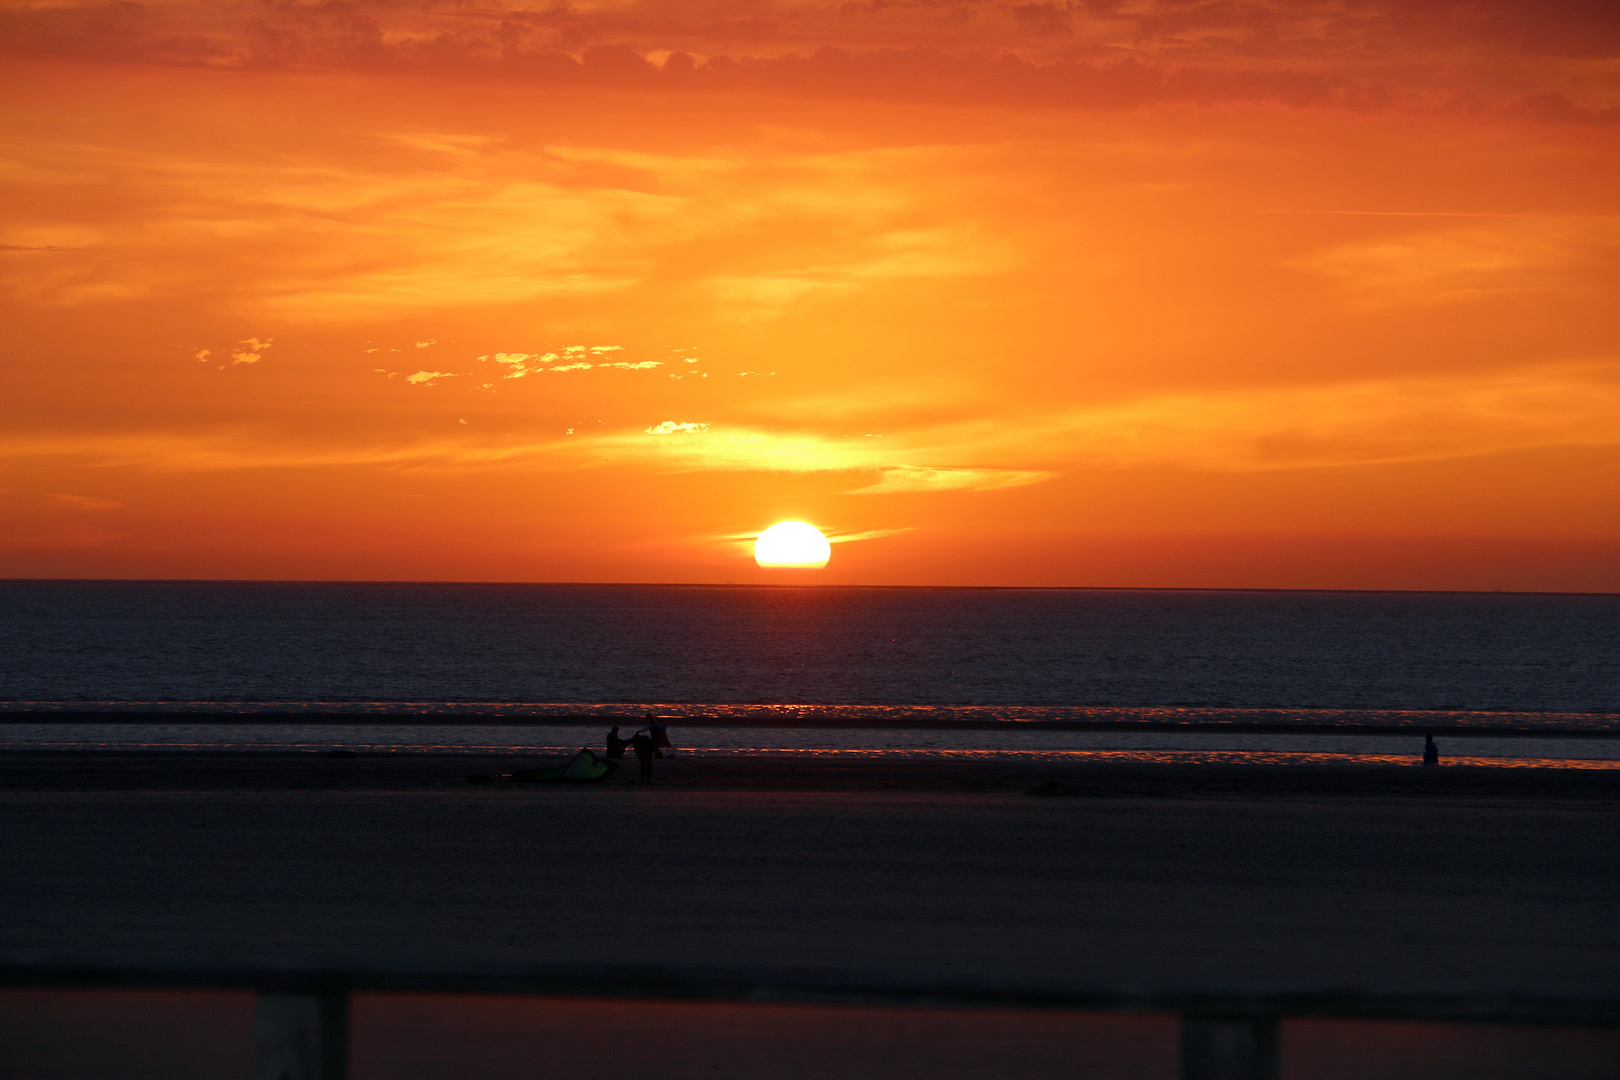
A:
[754,521,831,569]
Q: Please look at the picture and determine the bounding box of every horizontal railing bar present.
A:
[1,956,1616,1027]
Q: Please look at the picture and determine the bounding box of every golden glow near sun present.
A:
[754,522,832,569]
[2,4,1618,591]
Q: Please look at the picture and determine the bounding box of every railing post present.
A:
[254,991,348,1080]
[1180,1014,1279,1080]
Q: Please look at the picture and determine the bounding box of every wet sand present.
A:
[0,752,1616,996]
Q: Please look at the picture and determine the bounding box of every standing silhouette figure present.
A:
[631,729,656,782]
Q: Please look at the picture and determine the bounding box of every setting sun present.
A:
[754,522,831,569]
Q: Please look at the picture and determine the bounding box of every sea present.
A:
[2,580,1616,768]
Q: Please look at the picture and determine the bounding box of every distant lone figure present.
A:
[1423,733,1440,767]
[631,729,656,782]
[606,726,630,760]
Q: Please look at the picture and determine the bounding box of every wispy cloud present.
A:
[44,493,122,510]
[479,347,652,380]
[587,363,1620,475]
[0,125,1031,323]
[846,467,1057,495]
[405,370,457,385]
[827,527,917,544]
[1,364,1612,482]
[706,524,916,551]
[1025,363,1620,471]
[1295,219,1620,306]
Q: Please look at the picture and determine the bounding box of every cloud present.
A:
[1028,362,1620,471]
[1523,92,1620,124]
[827,526,918,544]
[590,425,876,474]
[415,339,437,348]
[1295,219,1620,306]
[405,370,457,384]
[44,493,122,510]
[1,364,1613,481]
[586,362,1620,476]
[478,349,657,380]
[229,337,272,365]
[0,122,1076,328]
[845,467,1057,494]
[3,1,1617,119]
[485,352,550,379]
[644,420,711,434]
[708,524,915,548]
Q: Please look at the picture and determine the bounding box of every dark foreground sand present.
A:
[2,753,1618,1079]
[2,751,1616,993]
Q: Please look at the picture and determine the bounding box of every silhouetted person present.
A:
[649,715,672,754]
[606,726,630,760]
[1423,733,1440,767]
[631,730,656,782]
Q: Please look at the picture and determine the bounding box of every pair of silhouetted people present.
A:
[1423,733,1440,766]
[606,717,671,782]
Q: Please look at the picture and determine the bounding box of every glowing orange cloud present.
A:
[0,0,1616,589]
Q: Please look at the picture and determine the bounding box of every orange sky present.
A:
[1,0,1617,589]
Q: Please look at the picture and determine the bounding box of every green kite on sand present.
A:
[510,749,618,783]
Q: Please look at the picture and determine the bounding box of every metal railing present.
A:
[4,954,1616,1080]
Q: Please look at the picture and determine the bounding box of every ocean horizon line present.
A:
[4,578,1616,598]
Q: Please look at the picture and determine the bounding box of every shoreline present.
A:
[5,750,1620,797]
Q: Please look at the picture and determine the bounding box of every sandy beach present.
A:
[2,751,1616,995]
